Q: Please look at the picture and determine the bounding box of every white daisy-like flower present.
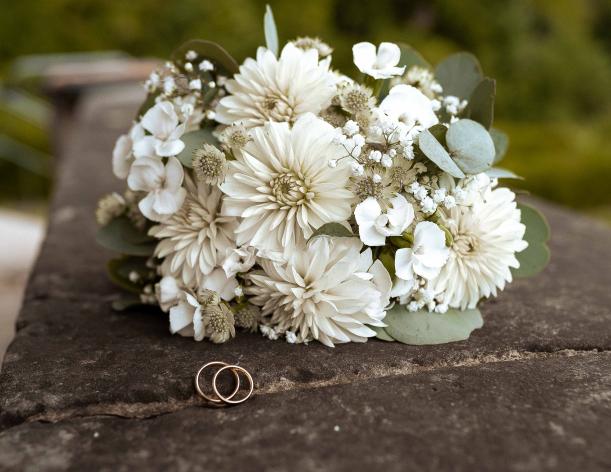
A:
[221,113,353,254]
[127,156,186,221]
[133,101,186,158]
[379,84,439,129]
[354,194,415,246]
[150,175,238,287]
[352,42,405,79]
[429,184,528,309]
[391,221,450,299]
[215,43,336,128]
[246,237,392,347]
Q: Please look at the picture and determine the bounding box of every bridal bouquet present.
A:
[96,7,550,347]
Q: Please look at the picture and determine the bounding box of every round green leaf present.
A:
[112,297,146,312]
[490,128,509,164]
[485,167,522,180]
[371,326,395,342]
[519,203,550,243]
[96,217,156,256]
[384,305,484,345]
[107,256,149,294]
[513,243,550,279]
[513,203,551,278]
[176,128,219,168]
[418,129,465,179]
[466,78,495,129]
[398,43,431,70]
[308,222,354,241]
[446,119,495,174]
[435,52,483,100]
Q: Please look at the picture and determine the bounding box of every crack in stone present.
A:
[5,348,606,430]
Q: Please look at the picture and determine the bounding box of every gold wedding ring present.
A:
[212,365,254,405]
[194,362,254,406]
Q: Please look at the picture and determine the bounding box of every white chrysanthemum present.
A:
[215,43,336,128]
[150,175,238,288]
[430,185,528,309]
[246,237,392,347]
[221,114,353,254]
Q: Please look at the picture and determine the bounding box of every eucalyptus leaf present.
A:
[378,248,396,279]
[170,40,238,75]
[264,5,279,56]
[136,92,159,119]
[446,119,495,174]
[418,129,465,179]
[176,128,219,168]
[112,297,146,312]
[371,325,395,342]
[398,43,431,70]
[384,305,484,345]
[435,52,483,100]
[466,78,495,129]
[107,257,149,294]
[490,128,509,164]
[309,222,354,241]
[485,167,522,179]
[96,217,156,256]
[513,203,551,278]
[519,203,550,243]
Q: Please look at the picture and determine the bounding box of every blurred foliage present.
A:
[0,0,609,216]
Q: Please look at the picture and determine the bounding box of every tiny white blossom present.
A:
[369,150,382,162]
[351,162,365,176]
[443,195,457,209]
[433,188,447,203]
[185,50,198,61]
[163,77,176,94]
[381,154,393,168]
[189,79,202,90]
[353,134,365,147]
[373,173,382,183]
[285,331,298,344]
[184,62,194,72]
[199,60,214,72]
[343,120,359,136]
[328,159,338,168]
[420,196,436,214]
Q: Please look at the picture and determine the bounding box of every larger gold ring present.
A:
[212,365,254,405]
[195,361,240,404]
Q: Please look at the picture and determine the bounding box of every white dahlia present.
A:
[215,43,336,128]
[221,114,353,254]
[150,175,238,289]
[246,237,392,347]
[430,185,528,309]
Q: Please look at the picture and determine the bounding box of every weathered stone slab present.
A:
[1,353,609,472]
[0,86,610,470]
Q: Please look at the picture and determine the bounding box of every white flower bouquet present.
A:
[97,6,550,347]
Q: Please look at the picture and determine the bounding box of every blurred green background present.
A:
[0,0,610,219]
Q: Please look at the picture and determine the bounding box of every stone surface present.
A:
[0,85,610,470]
[1,353,609,472]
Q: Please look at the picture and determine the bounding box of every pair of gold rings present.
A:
[194,361,254,405]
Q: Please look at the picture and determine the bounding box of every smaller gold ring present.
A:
[195,362,240,404]
[212,365,254,405]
